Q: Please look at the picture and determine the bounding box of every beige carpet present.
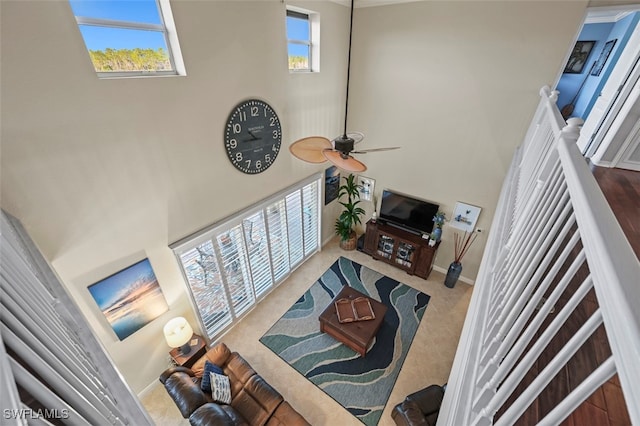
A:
[141,238,473,425]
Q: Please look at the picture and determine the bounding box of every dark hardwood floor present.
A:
[592,166,640,260]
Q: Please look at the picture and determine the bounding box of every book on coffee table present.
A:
[335,297,375,323]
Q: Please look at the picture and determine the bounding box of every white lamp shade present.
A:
[163,317,193,348]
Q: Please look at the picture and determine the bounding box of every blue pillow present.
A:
[200,360,224,392]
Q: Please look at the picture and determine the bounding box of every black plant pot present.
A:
[444,262,462,288]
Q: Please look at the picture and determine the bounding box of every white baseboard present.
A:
[138,380,158,398]
[432,265,475,285]
[589,158,614,167]
[322,235,335,247]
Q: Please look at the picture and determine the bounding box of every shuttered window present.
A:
[171,174,321,341]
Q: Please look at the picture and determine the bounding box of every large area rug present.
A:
[259,257,430,425]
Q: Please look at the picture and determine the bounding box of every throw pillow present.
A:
[200,360,224,392]
[210,371,232,405]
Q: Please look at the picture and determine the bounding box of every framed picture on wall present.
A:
[357,176,375,201]
[563,40,596,74]
[324,166,340,205]
[88,258,169,340]
[591,39,617,76]
[450,202,482,233]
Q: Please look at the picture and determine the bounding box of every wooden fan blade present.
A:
[323,150,367,172]
[289,136,332,163]
[351,147,400,154]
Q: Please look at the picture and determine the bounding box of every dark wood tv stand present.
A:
[362,220,439,279]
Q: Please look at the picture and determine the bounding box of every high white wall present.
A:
[0,0,348,394]
[347,1,587,278]
[1,0,588,394]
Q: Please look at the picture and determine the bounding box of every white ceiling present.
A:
[333,0,640,14]
[586,6,640,23]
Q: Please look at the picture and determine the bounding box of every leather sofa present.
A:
[159,342,309,425]
[391,384,445,426]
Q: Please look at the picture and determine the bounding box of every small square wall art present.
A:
[357,176,375,201]
[451,202,482,233]
[88,258,169,340]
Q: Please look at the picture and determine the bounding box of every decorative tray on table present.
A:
[335,297,375,323]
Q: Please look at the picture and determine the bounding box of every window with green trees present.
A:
[286,8,318,72]
[69,0,185,78]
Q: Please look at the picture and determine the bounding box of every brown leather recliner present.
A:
[391,384,445,426]
[159,342,309,425]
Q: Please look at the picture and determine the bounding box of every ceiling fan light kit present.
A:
[288,0,399,172]
[333,134,356,154]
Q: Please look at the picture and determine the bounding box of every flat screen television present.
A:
[378,189,439,235]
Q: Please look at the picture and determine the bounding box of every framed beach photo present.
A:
[563,40,596,74]
[88,258,168,340]
[450,202,482,232]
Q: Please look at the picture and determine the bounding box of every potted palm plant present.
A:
[334,174,365,250]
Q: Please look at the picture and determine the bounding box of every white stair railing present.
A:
[439,86,640,425]
[0,211,154,426]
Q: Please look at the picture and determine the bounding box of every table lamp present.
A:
[163,317,193,355]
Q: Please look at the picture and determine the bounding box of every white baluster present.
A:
[478,217,578,370]
[493,310,604,425]
[9,359,93,426]
[488,191,570,333]
[487,175,567,329]
[473,273,593,413]
[478,244,584,388]
[2,325,115,424]
[538,357,615,426]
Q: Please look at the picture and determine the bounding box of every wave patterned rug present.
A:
[259,257,430,425]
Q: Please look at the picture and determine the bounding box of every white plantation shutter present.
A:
[302,180,320,256]
[286,191,304,268]
[179,241,232,337]
[243,213,273,297]
[266,200,290,282]
[171,174,321,341]
[216,228,254,317]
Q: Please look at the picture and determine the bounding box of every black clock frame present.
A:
[224,99,282,174]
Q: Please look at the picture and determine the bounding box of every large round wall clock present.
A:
[224,99,282,174]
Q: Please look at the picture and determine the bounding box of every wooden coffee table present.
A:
[318,285,387,357]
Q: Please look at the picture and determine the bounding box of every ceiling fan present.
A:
[288,0,399,173]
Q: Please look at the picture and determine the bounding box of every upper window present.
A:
[69,0,185,78]
[286,7,319,72]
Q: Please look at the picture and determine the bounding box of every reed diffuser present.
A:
[445,230,480,288]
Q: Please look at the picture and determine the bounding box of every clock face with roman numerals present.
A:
[224,99,282,174]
